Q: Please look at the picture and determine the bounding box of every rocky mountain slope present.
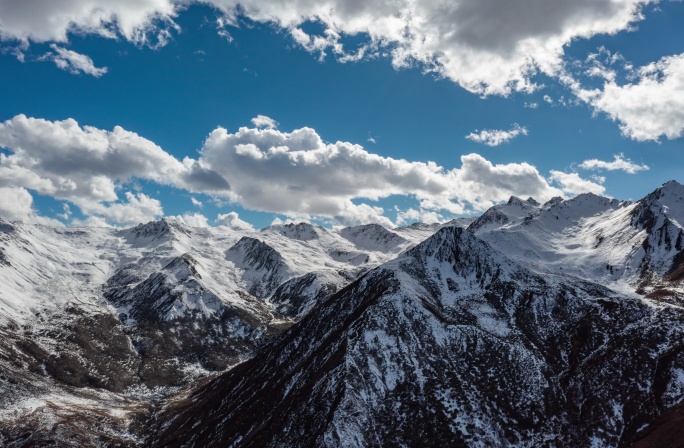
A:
[470,181,684,302]
[149,226,684,447]
[0,217,453,446]
[2,181,684,447]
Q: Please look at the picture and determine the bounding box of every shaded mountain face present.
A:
[3,181,684,447]
[340,223,409,251]
[0,216,433,446]
[150,227,684,448]
[225,237,292,299]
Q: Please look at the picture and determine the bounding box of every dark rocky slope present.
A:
[149,227,684,447]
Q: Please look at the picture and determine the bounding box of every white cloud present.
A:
[57,203,72,220]
[250,114,278,130]
[270,216,301,226]
[170,212,210,228]
[81,192,164,227]
[466,124,528,146]
[0,186,64,226]
[453,153,570,209]
[233,0,653,95]
[0,0,179,46]
[216,211,254,231]
[395,208,443,226]
[190,197,203,208]
[199,124,450,223]
[0,114,228,200]
[333,203,393,228]
[0,114,226,226]
[549,171,606,196]
[0,115,604,227]
[70,215,113,228]
[0,186,36,221]
[199,124,586,221]
[579,153,649,174]
[42,44,108,77]
[4,0,678,140]
[0,0,654,96]
[577,53,684,141]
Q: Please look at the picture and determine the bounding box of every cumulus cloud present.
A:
[198,124,598,221]
[453,153,571,208]
[81,192,164,227]
[231,0,653,95]
[577,53,684,141]
[0,0,179,46]
[0,0,654,96]
[0,115,604,226]
[0,186,64,226]
[0,186,37,221]
[170,212,210,228]
[57,203,72,220]
[216,211,254,231]
[250,114,278,129]
[0,114,227,225]
[466,124,528,146]
[42,45,107,77]
[549,171,606,196]
[579,153,649,174]
[4,0,676,140]
[190,197,203,208]
[395,208,443,226]
[0,114,227,201]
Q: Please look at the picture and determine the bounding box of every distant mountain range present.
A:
[2,182,684,447]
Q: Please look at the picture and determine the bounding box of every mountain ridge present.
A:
[149,226,684,447]
[1,181,684,446]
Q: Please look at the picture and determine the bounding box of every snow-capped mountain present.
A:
[0,216,442,446]
[150,227,684,448]
[470,181,684,301]
[3,181,684,447]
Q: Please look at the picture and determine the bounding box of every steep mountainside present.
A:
[471,181,684,301]
[2,182,684,447]
[150,227,684,447]
[0,217,433,446]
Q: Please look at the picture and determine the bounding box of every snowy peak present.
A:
[0,218,16,234]
[466,183,684,299]
[507,195,538,207]
[161,253,202,282]
[105,253,222,323]
[340,223,408,251]
[538,192,626,226]
[405,226,499,269]
[262,222,322,241]
[393,220,477,244]
[632,180,684,230]
[226,236,291,298]
[471,193,624,236]
[468,196,541,233]
[151,209,684,448]
[399,226,522,302]
[628,181,684,285]
[122,218,194,246]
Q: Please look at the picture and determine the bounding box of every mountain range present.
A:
[2,181,684,447]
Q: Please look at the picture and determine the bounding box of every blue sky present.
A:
[0,1,682,229]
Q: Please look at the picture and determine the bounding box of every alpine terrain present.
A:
[2,181,684,447]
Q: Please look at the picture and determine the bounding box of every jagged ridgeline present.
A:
[2,182,684,447]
